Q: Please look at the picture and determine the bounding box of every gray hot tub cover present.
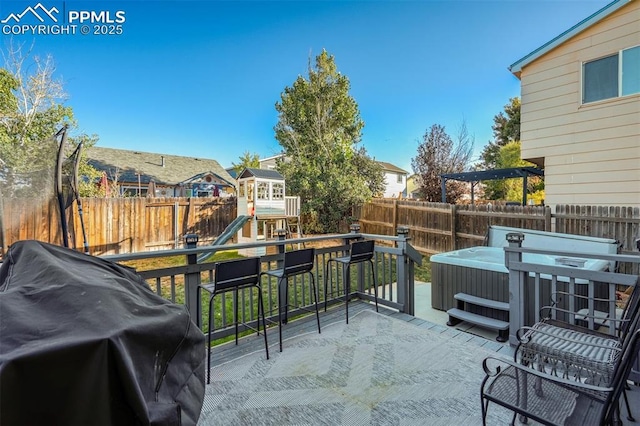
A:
[0,240,205,425]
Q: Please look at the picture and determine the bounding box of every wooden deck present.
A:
[207,299,640,424]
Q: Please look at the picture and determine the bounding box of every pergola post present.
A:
[441,177,446,203]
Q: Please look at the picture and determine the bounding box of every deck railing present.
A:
[103,226,422,342]
[504,232,640,347]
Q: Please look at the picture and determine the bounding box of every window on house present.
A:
[583,46,640,103]
[397,173,403,184]
[247,180,254,200]
[239,182,245,197]
[272,182,284,200]
[257,182,269,200]
[257,220,265,238]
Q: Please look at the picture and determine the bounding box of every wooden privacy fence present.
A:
[3,196,638,261]
[1,197,237,256]
[355,200,640,256]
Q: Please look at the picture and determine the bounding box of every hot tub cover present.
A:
[0,240,206,425]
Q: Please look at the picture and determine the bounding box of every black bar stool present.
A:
[199,257,269,384]
[260,248,321,352]
[324,239,379,323]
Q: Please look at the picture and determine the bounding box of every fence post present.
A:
[450,204,457,251]
[392,200,398,236]
[506,232,525,346]
[545,206,552,232]
[183,233,201,328]
[396,225,413,315]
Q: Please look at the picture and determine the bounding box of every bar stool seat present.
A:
[324,239,379,323]
[199,257,269,384]
[260,248,321,352]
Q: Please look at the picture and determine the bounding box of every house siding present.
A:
[519,1,640,207]
[382,172,406,198]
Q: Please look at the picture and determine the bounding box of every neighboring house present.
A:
[258,153,284,170]
[225,167,237,179]
[86,147,236,197]
[509,0,640,207]
[259,154,408,198]
[406,174,420,199]
[377,161,408,198]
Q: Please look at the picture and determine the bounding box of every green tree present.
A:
[480,97,521,200]
[0,44,98,198]
[231,151,260,175]
[274,49,384,233]
[495,141,543,203]
[411,122,473,203]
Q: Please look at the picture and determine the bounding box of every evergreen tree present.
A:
[480,97,521,200]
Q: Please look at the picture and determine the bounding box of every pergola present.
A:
[440,167,544,206]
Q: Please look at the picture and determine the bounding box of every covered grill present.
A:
[0,240,205,425]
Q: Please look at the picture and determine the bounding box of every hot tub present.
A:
[430,227,618,326]
[431,246,608,275]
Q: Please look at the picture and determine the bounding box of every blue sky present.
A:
[1,0,611,172]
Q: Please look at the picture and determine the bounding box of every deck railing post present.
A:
[506,232,525,346]
[396,226,413,315]
[183,233,201,328]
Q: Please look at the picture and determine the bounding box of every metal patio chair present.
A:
[512,277,640,422]
[324,239,379,324]
[199,257,269,384]
[481,327,640,425]
[260,248,321,352]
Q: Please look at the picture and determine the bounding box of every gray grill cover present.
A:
[0,241,205,425]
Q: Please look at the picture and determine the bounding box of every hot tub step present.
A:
[446,308,509,342]
[453,293,509,312]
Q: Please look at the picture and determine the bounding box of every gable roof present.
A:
[86,146,235,186]
[238,167,284,180]
[509,0,631,78]
[376,161,408,174]
[225,167,238,179]
[259,153,285,162]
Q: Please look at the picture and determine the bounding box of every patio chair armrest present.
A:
[540,292,613,318]
[482,356,614,393]
[539,305,627,335]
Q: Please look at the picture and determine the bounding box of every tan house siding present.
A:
[518,1,640,207]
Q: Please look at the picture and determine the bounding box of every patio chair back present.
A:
[214,257,261,292]
[283,248,316,277]
[349,240,375,264]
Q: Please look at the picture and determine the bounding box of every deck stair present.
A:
[446,293,509,342]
